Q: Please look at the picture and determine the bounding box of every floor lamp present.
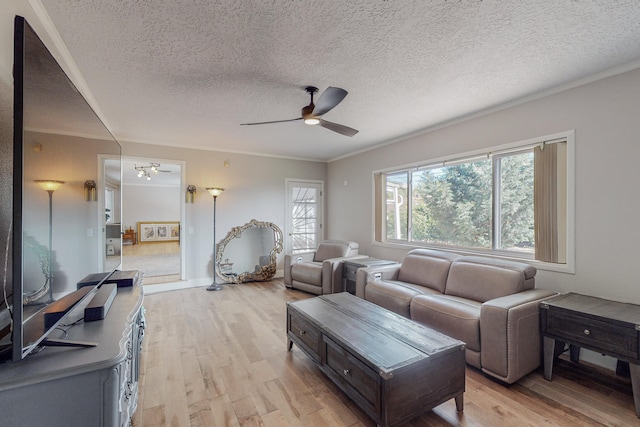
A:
[206,187,224,291]
[34,179,65,303]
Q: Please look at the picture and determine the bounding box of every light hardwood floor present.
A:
[122,241,180,256]
[132,280,638,427]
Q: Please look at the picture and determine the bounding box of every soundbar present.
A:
[43,286,94,329]
[84,283,118,322]
[77,270,139,289]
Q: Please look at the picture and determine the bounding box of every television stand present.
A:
[0,280,144,427]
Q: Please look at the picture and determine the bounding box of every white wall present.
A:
[122,184,181,230]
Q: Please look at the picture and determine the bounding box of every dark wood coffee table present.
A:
[287,292,466,427]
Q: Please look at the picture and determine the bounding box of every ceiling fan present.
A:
[241,86,358,137]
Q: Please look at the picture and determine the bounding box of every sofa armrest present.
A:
[283,251,316,285]
[321,255,369,294]
[480,289,559,384]
[354,264,402,298]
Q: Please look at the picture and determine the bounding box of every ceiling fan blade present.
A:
[241,117,302,126]
[312,87,348,116]
[317,118,358,137]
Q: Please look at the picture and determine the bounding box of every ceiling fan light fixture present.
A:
[241,86,357,136]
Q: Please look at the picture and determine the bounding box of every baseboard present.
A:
[142,278,210,295]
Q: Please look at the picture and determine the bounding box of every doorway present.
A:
[121,157,185,284]
[285,179,324,254]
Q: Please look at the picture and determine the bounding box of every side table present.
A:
[342,257,398,295]
[123,228,137,245]
[540,292,640,417]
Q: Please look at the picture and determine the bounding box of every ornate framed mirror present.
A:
[216,220,283,283]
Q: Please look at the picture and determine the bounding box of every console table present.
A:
[541,292,640,417]
[0,280,145,427]
[287,292,465,427]
[342,257,398,294]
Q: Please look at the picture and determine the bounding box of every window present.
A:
[376,133,572,268]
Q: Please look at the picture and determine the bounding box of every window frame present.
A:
[373,130,575,274]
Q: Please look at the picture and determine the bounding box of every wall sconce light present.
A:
[186,185,196,203]
[84,180,97,201]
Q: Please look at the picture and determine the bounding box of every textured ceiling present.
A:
[35,0,640,161]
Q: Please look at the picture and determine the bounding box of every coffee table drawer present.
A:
[546,311,639,360]
[288,311,321,362]
[323,336,381,419]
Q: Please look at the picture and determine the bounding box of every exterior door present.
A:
[285,180,324,254]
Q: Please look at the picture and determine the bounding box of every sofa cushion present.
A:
[396,249,461,293]
[365,280,441,318]
[444,257,536,302]
[410,294,481,351]
[291,262,322,286]
[313,241,358,262]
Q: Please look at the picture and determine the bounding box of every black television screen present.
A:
[2,16,122,361]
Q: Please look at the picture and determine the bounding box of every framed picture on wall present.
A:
[140,224,156,242]
[170,224,180,239]
[138,222,180,243]
[157,224,169,240]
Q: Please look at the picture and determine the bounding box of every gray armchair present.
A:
[284,240,361,295]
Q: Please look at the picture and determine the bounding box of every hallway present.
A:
[122,241,180,284]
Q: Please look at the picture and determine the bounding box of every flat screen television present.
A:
[0,16,122,361]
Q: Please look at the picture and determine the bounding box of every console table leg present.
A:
[630,363,640,418]
[569,344,580,363]
[455,393,464,412]
[543,336,555,381]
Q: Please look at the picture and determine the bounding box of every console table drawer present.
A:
[546,311,639,360]
[323,336,381,419]
[287,311,321,362]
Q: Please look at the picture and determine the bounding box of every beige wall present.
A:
[326,66,640,369]
[328,67,640,305]
[4,1,640,370]
[0,5,328,284]
[121,141,326,280]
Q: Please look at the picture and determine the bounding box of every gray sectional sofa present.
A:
[355,248,557,384]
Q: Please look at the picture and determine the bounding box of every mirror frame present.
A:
[216,219,283,283]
